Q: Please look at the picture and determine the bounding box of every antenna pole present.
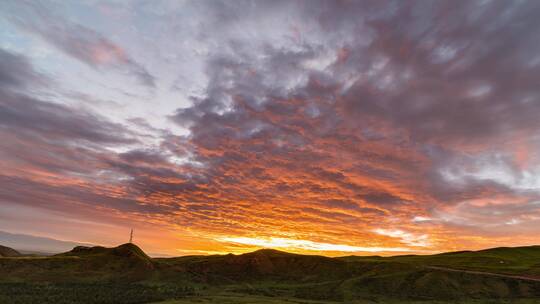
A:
[129,229,133,243]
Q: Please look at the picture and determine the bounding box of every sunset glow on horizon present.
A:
[1,1,540,257]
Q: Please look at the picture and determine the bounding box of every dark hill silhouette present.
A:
[155,246,540,300]
[2,244,540,302]
[59,243,151,260]
[166,248,348,283]
[0,243,154,283]
[0,244,20,257]
[57,243,154,273]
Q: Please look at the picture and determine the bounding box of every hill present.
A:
[154,246,540,301]
[0,245,20,257]
[1,244,540,303]
[0,243,154,283]
[340,245,540,278]
[58,242,151,261]
[155,248,348,283]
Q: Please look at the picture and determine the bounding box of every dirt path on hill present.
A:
[426,266,540,282]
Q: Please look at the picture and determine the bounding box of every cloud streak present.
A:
[3,1,155,88]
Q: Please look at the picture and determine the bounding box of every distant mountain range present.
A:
[0,242,539,303]
[0,230,94,254]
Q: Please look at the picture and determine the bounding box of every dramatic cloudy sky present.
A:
[1,0,540,256]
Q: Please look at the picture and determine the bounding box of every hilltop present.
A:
[340,245,540,278]
[58,242,151,261]
[0,245,20,257]
[155,248,348,284]
[1,243,540,303]
[0,243,154,284]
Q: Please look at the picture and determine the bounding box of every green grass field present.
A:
[1,244,540,304]
[152,293,540,304]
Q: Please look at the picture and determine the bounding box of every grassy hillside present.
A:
[0,245,20,257]
[0,243,195,304]
[0,243,155,283]
[340,245,540,277]
[154,249,350,283]
[1,243,540,303]
[153,296,540,304]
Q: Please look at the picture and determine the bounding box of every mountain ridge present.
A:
[2,243,540,302]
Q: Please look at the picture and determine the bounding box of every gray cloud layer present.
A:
[2,1,156,88]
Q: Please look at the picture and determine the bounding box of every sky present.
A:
[1,0,540,257]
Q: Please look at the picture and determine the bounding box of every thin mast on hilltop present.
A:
[129,229,133,243]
